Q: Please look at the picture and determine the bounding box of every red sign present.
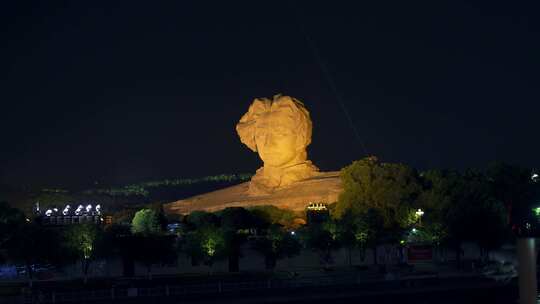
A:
[408,245,433,262]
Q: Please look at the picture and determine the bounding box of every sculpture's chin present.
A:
[263,161,291,168]
[247,160,320,196]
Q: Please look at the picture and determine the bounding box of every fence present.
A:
[4,272,431,304]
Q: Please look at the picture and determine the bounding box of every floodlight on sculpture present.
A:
[236,95,319,195]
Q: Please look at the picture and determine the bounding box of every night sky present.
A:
[2,1,539,188]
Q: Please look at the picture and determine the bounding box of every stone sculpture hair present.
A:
[236,95,312,152]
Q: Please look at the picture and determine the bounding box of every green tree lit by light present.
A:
[335,156,422,228]
[203,237,218,257]
[131,209,160,235]
[64,224,99,283]
[184,226,225,271]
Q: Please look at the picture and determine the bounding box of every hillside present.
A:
[0,174,252,216]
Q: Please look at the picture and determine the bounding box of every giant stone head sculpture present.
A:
[236,95,319,194]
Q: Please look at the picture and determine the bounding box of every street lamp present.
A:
[533,207,540,217]
[415,208,425,225]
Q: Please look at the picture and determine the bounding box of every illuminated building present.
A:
[306,202,329,224]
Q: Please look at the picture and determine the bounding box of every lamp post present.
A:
[517,236,536,304]
[515,173,539,304]
[415,208,424,225]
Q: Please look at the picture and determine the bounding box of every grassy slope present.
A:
[0,174,252,217]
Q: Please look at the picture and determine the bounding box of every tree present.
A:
[333,209,383,265]
[130,208,175,279]
[352,210,382,264]
[131,234,177,280]
[218,207,254,272]
[105,225,137,277]
[437,170,507,264]
[252,224,301,270]
[131,209,161,235]
[248,205,301,229]
[417,170,462,260]
[300,224,339,268]
[486,162,539,234]
[335,156,421,264]
[5,224,63,287]
[148,202,168,231]
[63,224,103,283]
[219,207,254,230]
[471,198,507,259]
[335,156,422,229]
[185,211,219,230]
[0,202,25,251]
[318,217,367,266]
[183,226,226,273]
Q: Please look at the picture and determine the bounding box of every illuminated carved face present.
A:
[236,95,312,169]
[254,110,299,167]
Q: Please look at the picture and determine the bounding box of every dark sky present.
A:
[1,1,539,188]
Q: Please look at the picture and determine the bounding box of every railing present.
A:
[8,272,451,304]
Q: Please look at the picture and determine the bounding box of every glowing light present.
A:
[290,231,296,236]
[75,205,84,215]
[307,202,328,211]
[53,208,58,213]
[415,208,425,225]
[45,209,53,216]
[203,238,217,257]
[95,204,101,214]
[533,207,540,217]
[86,204,92,213]
[62,205,71,215]
[83,244,93,259]
[355,231,368,242]
[533,173,539,182]
[411,228,417,233]
[400,240,405,245]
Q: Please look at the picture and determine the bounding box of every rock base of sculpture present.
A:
[164,171,342,215]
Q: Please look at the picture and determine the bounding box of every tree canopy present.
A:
[335,156,421,229]
[131,208,161,235]
[0,201,25,249]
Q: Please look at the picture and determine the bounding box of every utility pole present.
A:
[517,237,537,304]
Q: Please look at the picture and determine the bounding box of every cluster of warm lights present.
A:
[307,202,328,211]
